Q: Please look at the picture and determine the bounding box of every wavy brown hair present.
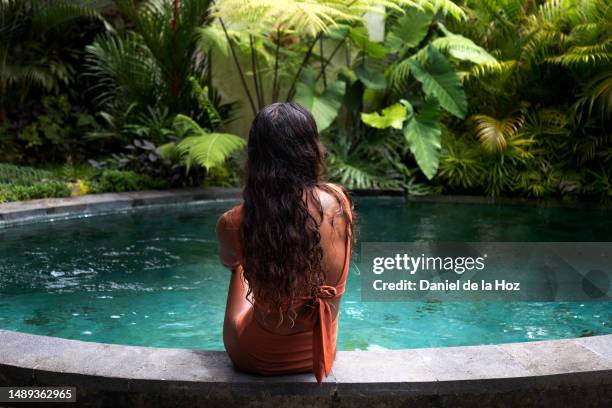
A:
[240,103,354,316]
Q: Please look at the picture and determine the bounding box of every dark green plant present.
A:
[89,138,191,187]
[84,0,233,136]
[91,169,167,193]
[159,78,245,176]
[0,163,53,185]
[5,94,97,163]
[0,180,71,203]
[402,0,612,201]
[0,0,102,121]
[317,4,494,188]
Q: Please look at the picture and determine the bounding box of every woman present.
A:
[216,102,354,383]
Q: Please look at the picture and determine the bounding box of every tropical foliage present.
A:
[0,0,610,203]
[0,0,102,120]
[438,0,612,200]
[318,3,493,187]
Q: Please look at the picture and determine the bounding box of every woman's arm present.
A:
[216,211,241,270]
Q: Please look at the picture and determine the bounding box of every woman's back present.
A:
[218,102,354,383]
[218,183,352,335]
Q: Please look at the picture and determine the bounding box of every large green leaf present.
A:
[361,103,407,129]
[294,71,346,131]
[406,45,468,119]
[174,114,245,170]
[349,26,387,59]
[403,98,442,180]
[385,8,432,52]
[355,64,387,90]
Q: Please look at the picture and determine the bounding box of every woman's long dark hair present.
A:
[241,103,353,316]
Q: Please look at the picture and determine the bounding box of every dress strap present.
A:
[311,183,353,383]
[310,285,339,383]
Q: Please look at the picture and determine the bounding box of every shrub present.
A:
[0,163,53,185]
[0,181,71,203]
[91,169,168,193]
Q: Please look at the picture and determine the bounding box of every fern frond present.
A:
[465,60,516,80]
[30,1,102,33]
[577,133,612,163]
[419,0,466,21]
[328,157,403,189]
[438,136,484,189]
[573,70,612,120]
[197,24,230,56]
[431,32,497,64]
[85,32,161,109]
[174,114,245,170]
[189,77,222,130]
[212,0,357,35]
[547,41,612,66]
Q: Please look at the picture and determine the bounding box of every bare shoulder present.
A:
[315,182,351,219]
[217,203,243,231]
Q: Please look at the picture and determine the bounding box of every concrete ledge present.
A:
[0,330,611,407]
[0,188,404,227]
[0,188,242,227]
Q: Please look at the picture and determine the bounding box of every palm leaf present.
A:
[85,32,161,109]
[31,1,102,33]
[574,70,612,120]
[472,113,525,153]
[465,60,516,80]
[439,136,484,189]
[547,41,612,67]
[212,0,356,35]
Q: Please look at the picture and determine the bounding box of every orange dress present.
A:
[218,201,352,384]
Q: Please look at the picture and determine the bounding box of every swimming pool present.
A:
[0,197,610,350]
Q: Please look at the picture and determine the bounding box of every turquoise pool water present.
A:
[0,197,610,350]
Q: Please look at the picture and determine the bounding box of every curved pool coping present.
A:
[1,330,611,405]
[1,189,611,405]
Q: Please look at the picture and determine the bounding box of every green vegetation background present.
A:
[1,0,610,203]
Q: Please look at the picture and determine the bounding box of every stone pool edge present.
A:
[0,330,610,406]
[2,187,608,228]
[0,188,243,227]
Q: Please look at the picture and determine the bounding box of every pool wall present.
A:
[1,189,611,406]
